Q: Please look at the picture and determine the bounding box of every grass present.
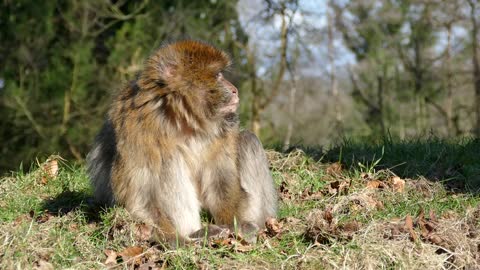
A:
[1,138,479,269]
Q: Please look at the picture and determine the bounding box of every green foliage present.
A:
[0,0,247,171]
[324,137,480,191]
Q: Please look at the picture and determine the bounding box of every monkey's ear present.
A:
[155,64,175,88]
[139,59,176,93]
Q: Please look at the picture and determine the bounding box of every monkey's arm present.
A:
[237,130,278,227]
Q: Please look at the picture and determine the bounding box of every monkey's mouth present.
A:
[220,101,239,113]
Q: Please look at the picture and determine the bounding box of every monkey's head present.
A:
[139,40,239,129]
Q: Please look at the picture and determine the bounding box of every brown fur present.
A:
[87,40,277,246]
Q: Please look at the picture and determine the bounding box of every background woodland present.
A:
[1,0,479,170]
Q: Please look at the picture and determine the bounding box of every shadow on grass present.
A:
[40,190,104,223]
[284,137,480,194]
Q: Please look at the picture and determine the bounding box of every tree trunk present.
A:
[445,23,454,136]
[328,0,342,133]
[251,99,261,137]
[468,0,480,136]
[283,73,297,151]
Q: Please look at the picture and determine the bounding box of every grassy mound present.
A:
[1,139,479,269]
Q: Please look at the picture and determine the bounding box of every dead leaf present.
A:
[328,180,350,195]
[284,217,301,226]
[138,261,162,270]
[428,234,443,245]
[360,172,372,180]
[384,224,402,240]
[234,241,255,253]
[40,176,48,185]
[33,259,54,270]
[404,215,417,241]
[441,211,458,219]
[265,217,282,236]
[13,214,32,226]
[68,223,79,231]
[104,249,118,265]
[338,181,350,195]
[212,237,233,248]
[135,224,153,241]
[300,187,311,199]
[119,246,143,264]
[44,159,59,178]
[366,180,384,189]
[36,211,54,223]
[392,176,405,192]
[279,181,292,200]
[340,221,360,233]
[429,209,437,222]
[326,162,342,175]
[375,200,384,209]
[323,209,334,225]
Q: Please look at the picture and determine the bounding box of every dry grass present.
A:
[0,148,479,269]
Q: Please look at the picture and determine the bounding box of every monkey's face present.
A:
[212,73,239,115]
[139,40,239,125]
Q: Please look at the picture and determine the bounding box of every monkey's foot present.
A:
[189,224,231,240]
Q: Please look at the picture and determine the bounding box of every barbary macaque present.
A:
[87,40,277,246]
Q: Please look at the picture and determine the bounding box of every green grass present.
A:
[317,136,480,191]
[1,138,479,269]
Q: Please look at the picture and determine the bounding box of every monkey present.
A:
[87,40,277,246]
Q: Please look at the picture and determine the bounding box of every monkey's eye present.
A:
[208,89,217,94]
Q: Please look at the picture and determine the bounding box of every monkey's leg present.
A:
[203,131,277,242]
[113,158,203,246]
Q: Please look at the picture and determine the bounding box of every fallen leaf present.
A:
[360,172,372,180]
[392,176,405,192]
[428,234,443,245]
[13,214,32,226]
[340,221,360,233]
[323,209,334,225]
[234,240,255,253]
[135,224,153,241]
[138,261,161,270]
[44,159,59,178]
[384,224,402,240]
[36,211,54,223]
[338,181,350,195]
[33,259,54,270]
[212,237,233,248]
[366,180,384,189]
[326,162,342,175]
[300,187,311,199]
[104,250,118,265]
[68,223,79,231]
[265,217,282,236]
[328,180,350,195]
[404,215,417,241]
[119,246,143,264]
[40,176,48,185]
[429,209,437,222]
[284,217,301,225]
[441,211,458,219]
[279,181,292,200]
[375,200,384,209]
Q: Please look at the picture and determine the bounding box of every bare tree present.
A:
[282,61,297,151]
[467,0,480,136]
[328,0,342,133]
